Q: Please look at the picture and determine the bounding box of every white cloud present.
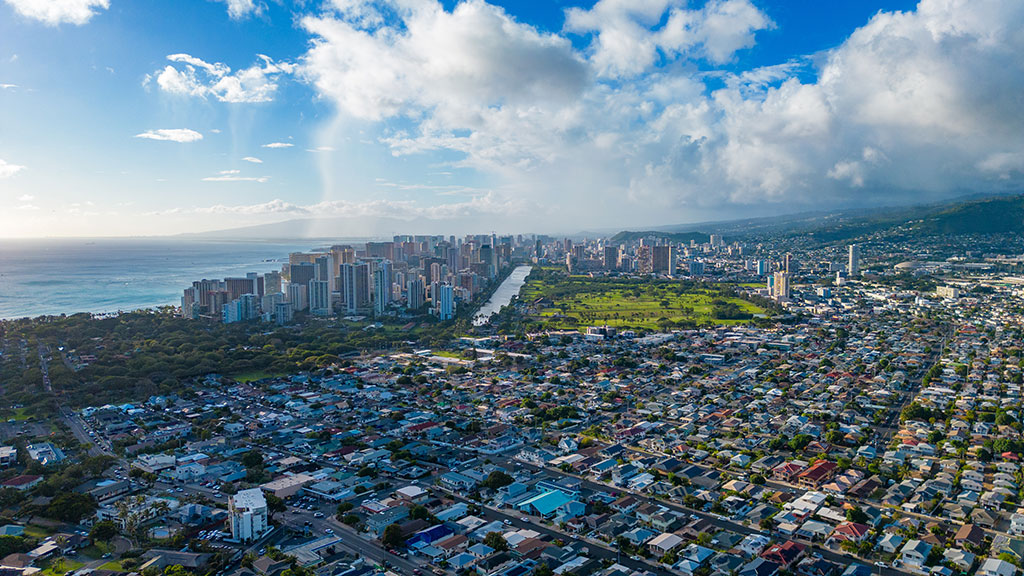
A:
[242,156,263,163]
[261,142,293,148]
[202,172,269,182]
[307,146,335,152]
[301,0,587,121]
[0,159,25,178]
[4,0,109,26]
[147,53,294,103]
[565,0,772,78]
[296,0,1024,226]
[0,83,17,90]
[216,0,261,20]
[189,192,519,219]
[17,204,39,210]
[134,129,204,143]
[17,194,34,201]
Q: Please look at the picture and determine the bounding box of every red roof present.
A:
[2,475,41,487]
[761,541,805,566]
[797,460,837,482]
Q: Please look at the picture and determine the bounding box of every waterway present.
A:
[472,265,533,326]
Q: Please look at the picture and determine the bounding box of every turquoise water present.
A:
[0,238,316,319]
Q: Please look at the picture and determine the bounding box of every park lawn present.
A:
[429,350,463,359]
[79,542,111,559]
[521,272,765,331]
[23,524,53,539]
[39,558,85,576]
[0,407,33,421]
[230,370,286,383]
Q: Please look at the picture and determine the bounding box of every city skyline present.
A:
[3,0,1024,237]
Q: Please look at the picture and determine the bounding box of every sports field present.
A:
[519,269,765,331]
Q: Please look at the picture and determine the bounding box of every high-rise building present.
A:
[341,262,370,314]
[688,260,705,276]
[848,244,860,277]
[223,294,258,323]
[314,255,334,283]
[637,245,653,274]
[261,291,284,316]
[652,245,675,274]
[330,245,355,266]
[274,301,293,325]
[756,260,769,276]
[436,283,454,321]
[228,488,269,543]
[374,260,392,315]
[407,278,425,310]
[263,271,282,295]
[366,242,394,260]
[603,246,619,270]
[309,280,332,316]
[479,245,495,278]
[287,282,308,311]
[772,271,791,300]
[224,277,257,301]
[290,262,315,289]
[181,287,199,319]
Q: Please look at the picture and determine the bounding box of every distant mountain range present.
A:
[185,192,1024,244]
[182,214,490,240]
[612,193,1024,245]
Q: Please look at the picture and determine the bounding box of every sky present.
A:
[1,0,1022,237]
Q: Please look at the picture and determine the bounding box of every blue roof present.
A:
[518,490,572,515]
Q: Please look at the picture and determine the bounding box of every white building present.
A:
[26,443,65,466]
[229,488,269,543]
[0,446,15,467]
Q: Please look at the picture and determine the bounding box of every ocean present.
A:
[0,238,321,320]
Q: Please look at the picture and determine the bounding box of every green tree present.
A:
[45,492,97,523]
[484,531,509,551]
[845,506,869,524]
[382,524,405,549]
[89,520,119,542]
[265,493,286,518]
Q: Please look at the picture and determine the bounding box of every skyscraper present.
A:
[341,262,370,314]
[263,271,282,295]
[407,278,425,310]
[289,262,315,289]
[374,260,392,315]
[652,245,674,274]
[309,280,332,316]
[437,283,454,321]
[603,246,619,270]
[772,271,791,300]
[479,245,494,278]
[848,244,860,277]
[287,283,308,311]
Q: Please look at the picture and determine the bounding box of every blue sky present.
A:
[1,0,1021,237]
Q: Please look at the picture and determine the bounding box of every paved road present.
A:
[492,456,913,576]
[279,506,425,575]
[440,487,675,576]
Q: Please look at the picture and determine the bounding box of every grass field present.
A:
[519,270,765,331]
[39,558,85,576]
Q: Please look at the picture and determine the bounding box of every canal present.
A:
[472,265,533,326]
